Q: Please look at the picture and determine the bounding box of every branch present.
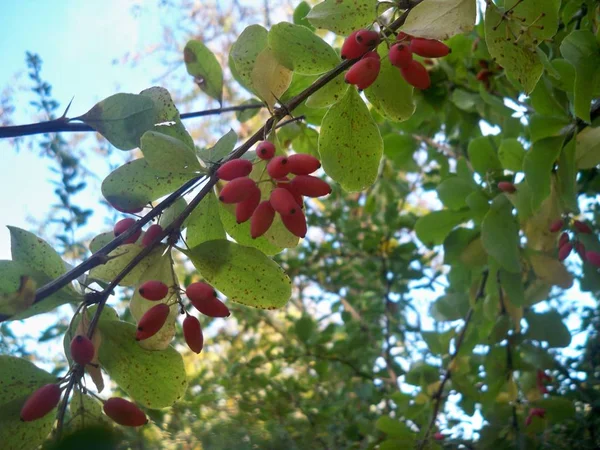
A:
[418,270,489,450]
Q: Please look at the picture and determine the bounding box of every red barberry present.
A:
[277,181,304,208]
[186,282,217,304]
[341,30,370,60]
[236,187,261,224]
[281,209,307,238]
[525,408,546,426]
[187,285,230,318]
[400,60,431,90]
[409,38,451,58]
[251,201,276,239]
[183,314,204,354]
[103,397,148,427]
[345,56,381,90]
[114,218,141,244]
[575,241,586,260]
[267,156,290,179]
[290,175,332,198]
[287,154,321,176]
[20,384,62,422]
[70,335,95,366]
[388,43,413,69]
[497,181,517,193]
[136,303,170,341]
[477,69,492,82]
[217,159,253,181]
[396,32,411,42]
[256,141,276,160]
[586,250,600,267]
[549,219,564,233]
[270,188,300,216]
[141,224,164,247]
[558,232,570,248]
[355,29,380,47]
[362,51,380,60]
[138,280,169,301]
[573,220,592,234]
[558,242,573,262]
[218,177,257,204]
[434,432,445,441]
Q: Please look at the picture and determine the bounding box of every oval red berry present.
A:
[70,335,95,366]
[290,175,332,198]
[281,209,307,238]
[270,188,300,216]
[138,280,169,301]
[216,159,253,181]
[251,201,276,239]
[136,303,170,341]
[141,224,164,247]
[256,141,276,160]
[103,397,148,427]
[114,218,141,244]
[341,30,370,60]
[267,156,290,179]
[218,177,257,204]
[389,43,413,69]
[20,384,62,422]
[400,60,431,90]
[409,38,451,58]
[287,154,321,175]
[183,315,204,354]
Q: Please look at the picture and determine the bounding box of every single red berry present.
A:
[575,241,586,260]
[362,51,380,60]
[251,201,276,239]
[186,282,217,304]
[400,60,431,90]
[136,303,170,341]
[114,218,141,244]
[536,370,552,383]
[497,181,517,193]
[216,159,253,181]
[558,232,570,248]
[270,188,300,216]
[290,175,332,198]
[341,30,370,60]
[586,250,600,267]
[433,432,444,441]
[388,43,413,69]
[396,32,411,42]
[558,242,573,262]
[345,57,381,90]
[287,154,321,176]
[188,288,230,317]
[409,38,451,58]
[355,29,380,47]
[525,408,546,426]
[103,397,148,427]
[70,335,95,366]
[256,141,276,160]
[549,219,564,233]
[20,384,61,422]
[476,69,492,82]
[138,280,169,301]
[267,156,290,179]
[573,220,592,234]
[236,186,261,224]
[141,224,164,247]
[218,177,257,204]
[277,181,304,208]
[183,314,204,354]
[281,209,307,238]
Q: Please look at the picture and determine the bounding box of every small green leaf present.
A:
[101,158,196,212]
[98,320,187,408]
[575,126,600,169]
[399,0,476,40]
[236,100,263,122]
[89,231,114,254]
[437,177,476,210]
[140,131,202,173]
[467,137,502,175]
[293,2,314,29]
[184,40,223,103]
[186,192,226,248]
[319,88,383,192]
[523,136,564,212]
[306,0,377,34]
[430,293,470,321]
[268,22,339,74]
[198,129,238,164]
[415,210,470,247]
[498,139,525,172]
[294,316,316,343]
[77,93,156,150]
[187,239,291,309]
[525,310,571,348]
[482,196,521,273]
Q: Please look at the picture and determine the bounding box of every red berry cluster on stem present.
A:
[549,217,600,265]
[217,141,331,239]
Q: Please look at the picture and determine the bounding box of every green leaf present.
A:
[529,252,574,290]
[319,88,383,192]
[523,136,564,212]
[437,177,476,210]
[421,330,453,355]
[383,134,419,172]
[529,114,571,143]
[525,310,571,348]
[415,210,470,247]
[293,2,314,29]
[294,316,316,343]
[159,197,188,230]
[98,319,187,408]
[375,416,415,440]
[9,227,66,281]
[557,138,579,213]
[306,0,377,34]
[533,397,576,423]
[236,100,263,122]
[499,269,524,307]
[430,293,470,321]
[268,22,339,74]
[69,391,110,431]
[229,25,268,94]
[187,239,291,309]
[399,0,476,40]
[77,93,156,150]
[575,126,600,169]
[186,191,226,248]
[467,137,502,175]
[198,129,238,164]
[481,196,521,273]
[251,48,293,110]
[0,356,57,450]
[364,47,415,122]
[140,131,202,174]
[498,139,525,172]
[184,40,223,103]
[405,361,441,385]
[305,73,348,108]
[560,30,600,123]
[89,243,164,287]
[101,158,196,212]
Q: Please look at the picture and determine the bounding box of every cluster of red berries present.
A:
[548,218,600,265]
[216,141,331,239]
[20,383,147,427]
[113,218,164,247]
[341,29,451,91]
[136,279,229,354]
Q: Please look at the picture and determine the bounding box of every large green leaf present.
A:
[481,196,521,273]
[399,0,476,40]
[98,319,187,408]
[187,240,291,309]
[319,88,383,192]
[251,48,293,110]
[467,137,502,175]
[184,40,223,103]
[140,131,202,174]
[230,25,268,94]
[575,126,600,169]
[268,22,339,74]
[415,210,470,247]
[498,139,525,172]
[186,191,226,248]
[523,136,564,212]
[525,310,571,348]
[0,356,57,450]
[197,129,238,164]
[101,158,196,211]
[9,226,67,280]
[306,0,377,35]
